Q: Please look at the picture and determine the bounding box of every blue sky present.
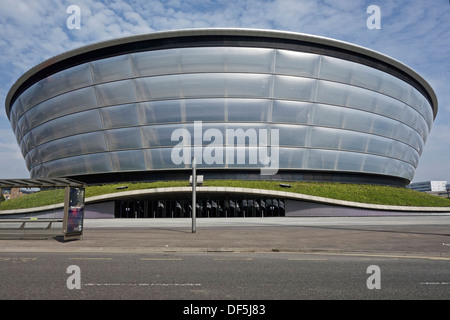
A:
[0,0,449,182]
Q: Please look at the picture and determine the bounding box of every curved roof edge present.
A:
[5,28,438,119]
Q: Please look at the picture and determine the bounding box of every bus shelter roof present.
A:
[0,178,85,189]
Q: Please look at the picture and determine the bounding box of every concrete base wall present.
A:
[285,199,446,216]
[85,201,115,219]
[2,197,448,219]
[0,201,115,219]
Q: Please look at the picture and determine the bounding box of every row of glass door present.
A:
[114,197,285,218]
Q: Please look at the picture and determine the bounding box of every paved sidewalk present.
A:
[1,217,450,258]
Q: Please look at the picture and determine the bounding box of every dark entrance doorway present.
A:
[114,197,285,218]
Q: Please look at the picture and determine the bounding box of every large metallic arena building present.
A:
[4,29,439,218]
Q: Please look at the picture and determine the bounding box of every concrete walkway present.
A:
[1,216,450,258]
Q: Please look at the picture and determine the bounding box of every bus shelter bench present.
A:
[0,219,63,230]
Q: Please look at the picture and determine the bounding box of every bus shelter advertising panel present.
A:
[63,187,85,239]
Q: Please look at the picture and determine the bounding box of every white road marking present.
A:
[84,283,201,286]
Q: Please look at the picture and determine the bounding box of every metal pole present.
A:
[192,157,196,233]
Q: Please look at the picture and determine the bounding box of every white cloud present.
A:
[0,129,29,178]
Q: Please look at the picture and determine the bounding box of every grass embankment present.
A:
[1,180,450,211]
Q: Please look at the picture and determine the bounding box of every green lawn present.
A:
[1,180,450,211]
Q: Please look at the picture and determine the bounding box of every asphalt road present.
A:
[1,251,449,301]
[1,216,449,308]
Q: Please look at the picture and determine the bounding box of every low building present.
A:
[1,188,24,200]
[407,181,448,192]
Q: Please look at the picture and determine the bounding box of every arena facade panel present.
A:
[5,28,438,188]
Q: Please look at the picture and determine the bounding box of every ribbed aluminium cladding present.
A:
[5,29,438,185]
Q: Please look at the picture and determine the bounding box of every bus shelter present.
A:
[0,178,86,240]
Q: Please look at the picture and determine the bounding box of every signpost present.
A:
[192,157,197,233]
[189,160,204,233]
